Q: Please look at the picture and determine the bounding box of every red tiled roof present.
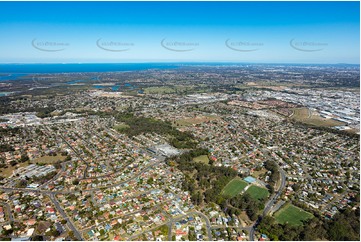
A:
[176,230,187,235]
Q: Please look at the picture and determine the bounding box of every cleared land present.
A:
[274,203,314,226]
[252,168,267,179]
[221,177,248,198]
[239,211,253,226]
[291,108,345,127]
[243,81,309,90]
[0,154,66,178]
[245,185,269,200]
[175,115,219,127]
[193,155,209,164]
[144,85,204,95]
[32,154,67,164]
[0,162,28,178]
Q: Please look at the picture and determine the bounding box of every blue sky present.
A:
[0,1,359,64]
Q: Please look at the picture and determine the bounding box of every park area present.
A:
[245,185,269,200]
[144,86,176,94]
[32,154,67,164]
[192,155,209,164]
[175,115,219,127]
[114,123,130,132]
[274,203,314,226]
[221,177,248,198]
[0,154,66,178]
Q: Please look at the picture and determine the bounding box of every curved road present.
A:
[193,211,213,241]
[0,202,13,222]
[249,168,286,241]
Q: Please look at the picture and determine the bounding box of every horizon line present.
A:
[0,61,359,65]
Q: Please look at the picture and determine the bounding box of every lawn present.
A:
[245,185,270,200]
[158,224,169,236]
[221,177,248,198]
[32,154,67,164]
[144,86,175,94]
[193,155,209,164]
[0,162,28,178]
[274,204,314,226]
[114,123,130,132]
[175,115,219,127]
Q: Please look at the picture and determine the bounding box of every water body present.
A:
[0,92,13,97]
[93,82,137,91]
[0,63,357,74]
[0,73,27,81]
[66,80,86,85]
[124,83,135,90]
[94,85,120,91]
[0,63,182,74]
[112,85,120,91]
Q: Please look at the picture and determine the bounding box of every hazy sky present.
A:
[0,1,359,63]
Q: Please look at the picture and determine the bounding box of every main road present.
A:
[249,167,286,241]
[49,193,83,240]
[223,125,288,241]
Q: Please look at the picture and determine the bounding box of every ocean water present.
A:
[0,63,357,75]
[0,73,27,81]
[0,63,181,74]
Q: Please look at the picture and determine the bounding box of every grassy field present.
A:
[144,86,175,94]
[32,154,67,164]
[274,203,314,226]
[291,108,345,127]
[243,81,309,90]
[193,155,209,164]
[175,115,219,127]
[0,154,66,178]
[114,123,130,132]
[0,162,28,178]
[291,108,310,119]
[245,185,270,200]
[221,177,248,198]
[144,85,207,95]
